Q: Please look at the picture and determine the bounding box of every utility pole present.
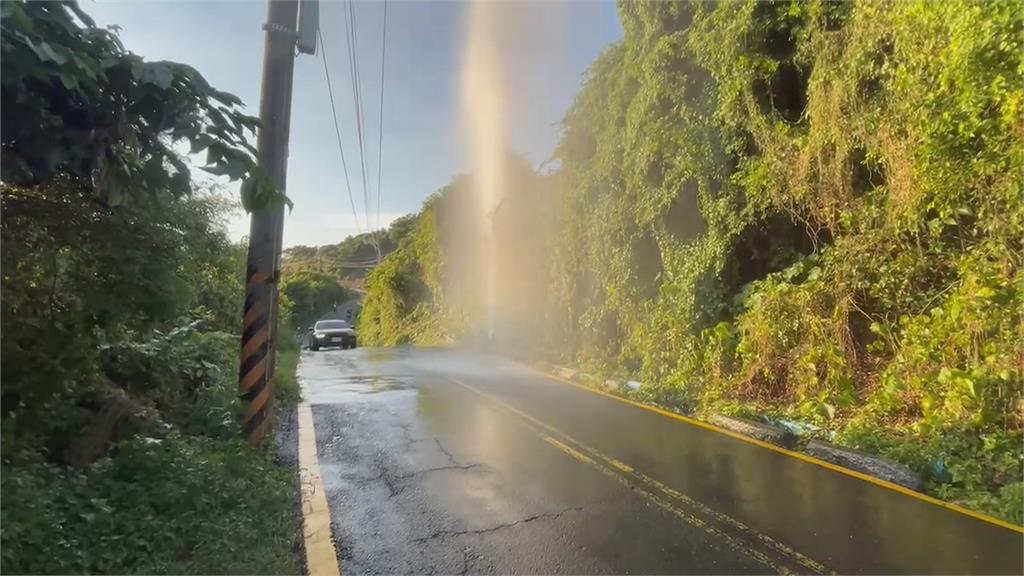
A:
[239,0,316,445]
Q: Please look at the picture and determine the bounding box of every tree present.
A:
[1,3,305,572]
[280,271,356,329]
[0,0,284,210]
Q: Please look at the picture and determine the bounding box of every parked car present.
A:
[308,320,357,351]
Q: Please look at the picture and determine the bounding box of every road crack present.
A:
[395,463,481,480]
[369,453,482,499]
[434,438,457,464]
[409,506,584,543]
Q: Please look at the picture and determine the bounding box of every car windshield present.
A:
[315,321,349,330]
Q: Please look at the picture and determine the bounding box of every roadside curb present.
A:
[542,362,908,480]
[708,413,795,449]
[297,403,342,576]
[806,439,922,491]
[528,362,1022,534]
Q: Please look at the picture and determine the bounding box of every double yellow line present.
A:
[531,368,1024,535]
[447,377,829,575]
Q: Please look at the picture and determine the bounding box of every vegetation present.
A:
[283,216,416,281]
[280,269,358,329]
[360,0,1023,522]
[358,157,554,348]
[277,219,419,331]
[1,2,301,572]
[358,187,454,346]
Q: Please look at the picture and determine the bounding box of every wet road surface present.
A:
[300,347,1023,575]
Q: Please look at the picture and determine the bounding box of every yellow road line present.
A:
[544,433,785,574]
[608,458,634,473]
[298,402,342,576]
[544,436,595,464]
[448,377,820,575]
[531,368,1024,535]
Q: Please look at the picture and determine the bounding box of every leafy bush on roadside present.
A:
[274,320,303,407]
[99,323,240,437]
[1,3,305,570]
[1,435,301,575]
[549,0,1023,522]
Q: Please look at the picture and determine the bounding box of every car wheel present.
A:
[310,343,319,351]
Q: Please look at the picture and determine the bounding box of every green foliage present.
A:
[358,158,553,349]
[0,0,286,210]
[838,423,1023,525]
[2,435,301,575]
[274,319,303,408]
[279,269,357,329]
[282,216,415,281]
[1,183,246,429]
[2,312,305,573]
[1,2,303,571]
[359,202,453,346]
[862,244,1021,433]
[541,0,1024,520]
[99,323,241,437]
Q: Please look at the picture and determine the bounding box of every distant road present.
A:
[298,347,1023,575]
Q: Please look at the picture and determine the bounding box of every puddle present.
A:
[297,346,536,404]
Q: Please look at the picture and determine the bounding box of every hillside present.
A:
[357,0,1023,522]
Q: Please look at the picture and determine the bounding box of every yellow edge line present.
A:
[530,368,1024,534]
[298,402,342,576]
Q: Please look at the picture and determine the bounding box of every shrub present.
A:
[1,435,301,575]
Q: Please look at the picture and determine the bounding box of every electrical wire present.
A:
[317,28,363,235]
[374,0,388,261]
[343,0,371,237]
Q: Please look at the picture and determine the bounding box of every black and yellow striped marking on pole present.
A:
[241,0,300,445]
[239,266,274,445]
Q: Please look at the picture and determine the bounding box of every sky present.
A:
[86,0,622,248]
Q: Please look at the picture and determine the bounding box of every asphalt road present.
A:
[298,347,1023,575]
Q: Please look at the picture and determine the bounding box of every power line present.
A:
[317,28,362,235]
[374,0,388,256]
[335,263,380,269]
[343,0,371,236]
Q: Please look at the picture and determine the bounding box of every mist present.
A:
[451,0,569,355]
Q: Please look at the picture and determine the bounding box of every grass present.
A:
[275,324,303,408]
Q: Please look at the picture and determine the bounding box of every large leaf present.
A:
[240,170,293,213]
[0,0,282,210]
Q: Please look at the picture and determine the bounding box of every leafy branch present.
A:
[0,0,289,211]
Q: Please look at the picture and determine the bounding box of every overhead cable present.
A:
[317,28,363,235]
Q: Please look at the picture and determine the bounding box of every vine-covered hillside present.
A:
[359,0,1022,522]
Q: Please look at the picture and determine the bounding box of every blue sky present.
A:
[87,1,622,247]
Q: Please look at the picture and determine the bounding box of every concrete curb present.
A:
[534,361,925,493]
[553,365,579,381]
[708,414,795,448]
[604,379,622,392]
[805,439,922,491]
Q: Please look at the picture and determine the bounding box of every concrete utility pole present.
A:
[239,0,316,445]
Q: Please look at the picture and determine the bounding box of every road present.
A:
[294,347,1022,575]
